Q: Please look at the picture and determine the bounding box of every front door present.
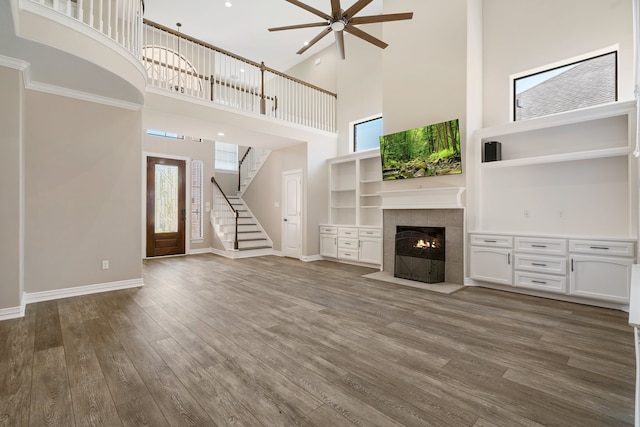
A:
[282,170,302,259]
[146,157,186,257]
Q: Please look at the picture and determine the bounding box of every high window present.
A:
[352,116,383,152]
[513,51,617,121]
[191,160,203,240]
[215,142,238,171]
[143,46,203,94]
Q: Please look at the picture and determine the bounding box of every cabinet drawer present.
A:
[514,254,567,275]
[569,240,635,257]
[470,234,513,248]
[338,238,359,249]
[514,237,567,255]
[338,248,359,260]
[320,226,337,234]
[338,227,358,238]
[359,228,382,238]
[514,271,567,293]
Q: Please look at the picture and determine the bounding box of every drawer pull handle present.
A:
[532,280,547,284]
[531,263,547,267]
[484,240,497,243]
[531,244,547,248]
[508,253,511,265]
[590,246,610,250]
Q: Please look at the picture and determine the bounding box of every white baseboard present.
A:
[189,248,213,255]
[0,305,26,321]
[23,278,144,305]
[301,255,322,262]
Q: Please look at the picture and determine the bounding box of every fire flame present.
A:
[415,239,438,249]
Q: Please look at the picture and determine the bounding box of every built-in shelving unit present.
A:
[468,100,638,238]
[466,100,638,309]
[328,149,382,227]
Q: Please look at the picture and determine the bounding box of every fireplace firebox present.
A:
[395,226,445,283]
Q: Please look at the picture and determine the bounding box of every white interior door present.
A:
[282,170,302,259]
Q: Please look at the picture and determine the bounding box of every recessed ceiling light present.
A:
[303,41,309,46]
[224,1,232,7]
[217,132,225,136]
[240,68,245,73]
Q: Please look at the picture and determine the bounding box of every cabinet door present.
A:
[359,238,382,265]
[320,234,338,258]
[470,246,513,285]
[570,255,633,303]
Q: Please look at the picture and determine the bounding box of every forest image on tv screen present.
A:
[380,118,461,180]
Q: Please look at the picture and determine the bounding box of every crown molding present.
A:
[25,79,143,110]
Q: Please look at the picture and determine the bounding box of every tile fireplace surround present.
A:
[383,209,464,285]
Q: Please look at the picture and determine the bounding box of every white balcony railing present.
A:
[143,20,337,133]
[28,0,144,58]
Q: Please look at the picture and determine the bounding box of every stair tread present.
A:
[238,238,268,242]
[238,245,272,251]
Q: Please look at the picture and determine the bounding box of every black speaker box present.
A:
[484,141,502,162]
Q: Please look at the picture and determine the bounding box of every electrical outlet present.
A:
[102,260,109,270]
[523,209,530,218]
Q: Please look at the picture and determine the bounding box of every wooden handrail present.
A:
[143,19,337,98]
[143,57,276,101]
[211,176,239,250]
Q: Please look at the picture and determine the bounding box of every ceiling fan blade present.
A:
[342,0,373,19]
[268,22,328,32]
[349,12,414,25]
[330,0,341,17]
[335,30,345,59]
[296,27,332,55]
[344,25,388,49]
[286,0,332,20]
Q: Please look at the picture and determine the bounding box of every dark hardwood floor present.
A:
[0,254,635,426]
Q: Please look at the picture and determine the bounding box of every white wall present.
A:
[24,91,143,293]
[381,0,468,191]
[0,66,24,310]
[482,0,634,127]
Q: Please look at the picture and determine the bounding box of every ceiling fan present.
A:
[268,0,413,59]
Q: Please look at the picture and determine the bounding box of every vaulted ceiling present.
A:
[143,0,383,72]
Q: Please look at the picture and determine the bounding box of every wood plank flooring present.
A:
[0,254,635,426]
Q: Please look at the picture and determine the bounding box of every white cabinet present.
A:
[469,235,513,285]
[319,226,338,258]
[569,240,635,304]
[513,236,568,294]
[359,228,382,265]
[469,232,637,305]
[319,225,381,267]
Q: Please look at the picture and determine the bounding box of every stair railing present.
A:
[211,176,238,250]
[238,147,269,193]
[238,147,252,192]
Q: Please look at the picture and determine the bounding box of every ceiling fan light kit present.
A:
[268,0,413,59]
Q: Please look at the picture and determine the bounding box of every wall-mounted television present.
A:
[380,118,461,180]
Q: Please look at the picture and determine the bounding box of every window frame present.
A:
[191,160,204,241]
[350,114,383,153]
[510,46,619,122]
[214,141,239,172]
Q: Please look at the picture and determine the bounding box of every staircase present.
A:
[210,147,272,258]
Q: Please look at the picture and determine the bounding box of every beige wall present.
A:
[24,91,142,293]
[0,66,24,310]
[482,0,634,127]
[242,143,306,252]
[143,133,216,251]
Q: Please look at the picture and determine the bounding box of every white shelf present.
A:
[480,146,631,169]
[328,150,382,226]
[476,100,636,140]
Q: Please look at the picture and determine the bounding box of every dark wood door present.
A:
[146,157,186,257]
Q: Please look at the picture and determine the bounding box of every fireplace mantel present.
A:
[378,187,465,210]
